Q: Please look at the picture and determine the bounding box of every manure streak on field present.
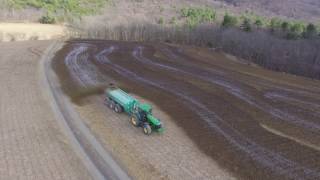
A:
[59,41,320,180]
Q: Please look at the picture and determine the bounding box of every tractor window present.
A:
[139,110,147,122]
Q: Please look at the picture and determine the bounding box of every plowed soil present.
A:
[52,40,320,180]
[0,40,92,180]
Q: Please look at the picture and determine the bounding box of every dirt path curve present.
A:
[0,41,92,179]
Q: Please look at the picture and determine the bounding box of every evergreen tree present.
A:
[254,19,263,28]
[242,18,252,32]
[303,23,317,38]
[270,18,282,32]
[158,17,164,25]
[222,13,238,27]
[281,21,290,32]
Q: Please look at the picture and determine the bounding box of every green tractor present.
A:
[105,87,164,135]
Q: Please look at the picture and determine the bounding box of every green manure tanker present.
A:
[105,87,164,135]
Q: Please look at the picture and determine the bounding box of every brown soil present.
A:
[52,39,320,180]
[0,40,92,179]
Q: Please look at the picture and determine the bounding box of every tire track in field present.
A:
[95,46,320,180]
[265,91,320,110]
[64,43,104,87]
[164,47,320,97]
[132,46,320,133]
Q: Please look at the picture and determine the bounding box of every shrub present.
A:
[286,22,305,39]
[242,18,252,32]
[222,13,238,27]
[270,18,282,32]
[158,17,164,25]
[170,17,177,25]
[39,14,56,24]
[291,23,305,34]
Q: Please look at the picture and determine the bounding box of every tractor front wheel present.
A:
[143,124,152,135]
[130,115,140,127]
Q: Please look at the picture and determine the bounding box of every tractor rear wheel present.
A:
[130,115,140,127]
[143,124,152,135]
[114,104,123,113]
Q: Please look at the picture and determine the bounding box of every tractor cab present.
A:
[132,103,163,134]
[132,103,152,123]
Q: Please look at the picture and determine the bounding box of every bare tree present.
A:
[72,21,320,80]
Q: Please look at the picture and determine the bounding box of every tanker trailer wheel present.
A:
[114,104,123,113]
[130,115,140,127]
[104,98,109,106]
[143,123,152,135]
[109,100,115,110]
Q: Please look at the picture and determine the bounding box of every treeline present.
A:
[175,7,320,40]
[220,13,319,40]
[74,21,320,80]
[71,6,320,80]
[2,0,107,23]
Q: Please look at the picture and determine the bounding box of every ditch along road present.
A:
[52,40,320,180]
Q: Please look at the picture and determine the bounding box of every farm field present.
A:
[1,0,320,179]
[52,40,320,180]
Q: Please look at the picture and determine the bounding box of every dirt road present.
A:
[52,40,320,180]
[0,23,67,42]
[0,41,92,179]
